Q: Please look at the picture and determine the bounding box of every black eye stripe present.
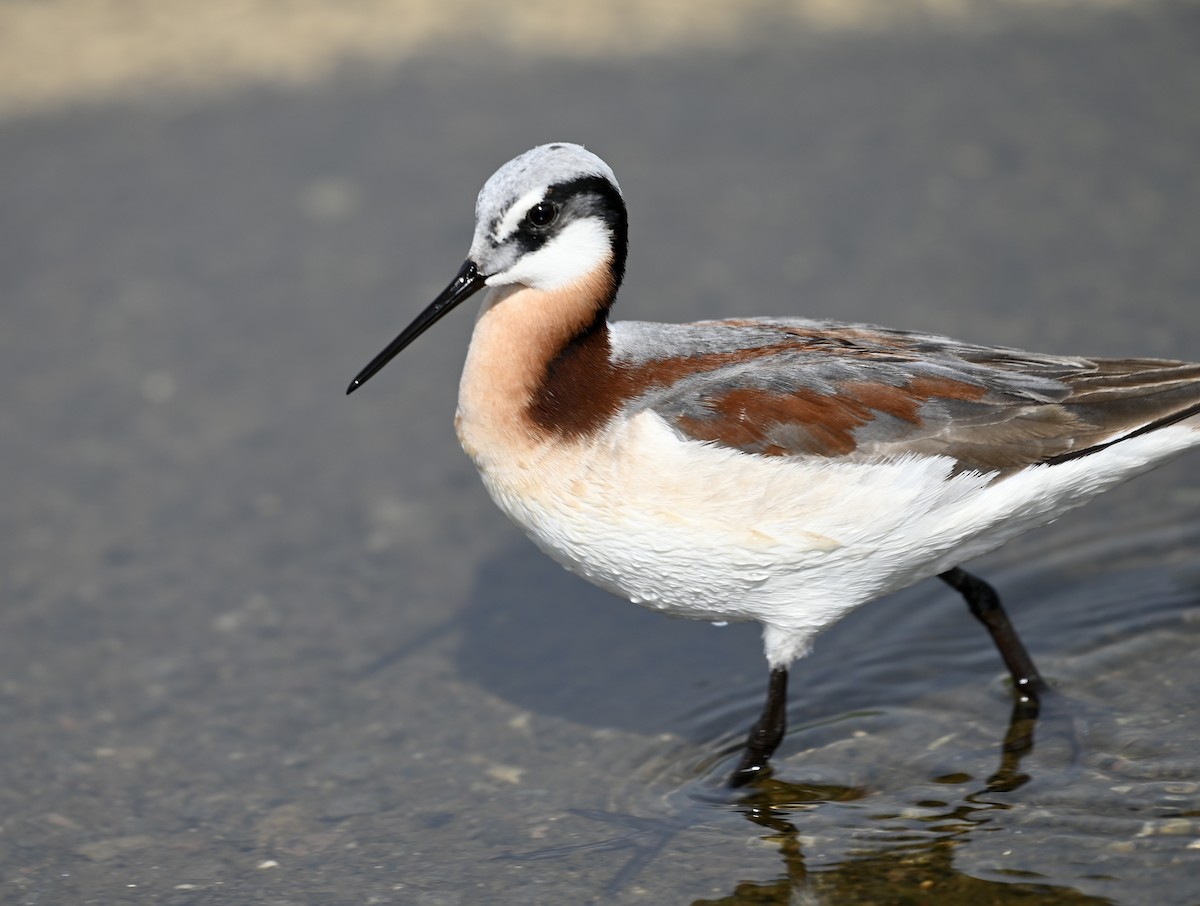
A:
[496,176,627,282]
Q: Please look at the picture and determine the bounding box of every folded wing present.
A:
[610,319,1200,474]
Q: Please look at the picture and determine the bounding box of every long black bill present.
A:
[346,260,486,395]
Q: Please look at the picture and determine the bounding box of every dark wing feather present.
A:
[610,319,1200,474]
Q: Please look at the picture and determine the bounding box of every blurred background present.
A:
[3,1,1200,904]
[0,1,1151,116]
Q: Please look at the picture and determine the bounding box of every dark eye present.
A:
[525,201,558,228]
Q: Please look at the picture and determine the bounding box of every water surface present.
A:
[3,3,1200,904]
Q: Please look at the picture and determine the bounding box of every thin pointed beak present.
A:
[346,260,486,395]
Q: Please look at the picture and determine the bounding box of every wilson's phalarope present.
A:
[348,143,1200,786]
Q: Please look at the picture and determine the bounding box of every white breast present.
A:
[464,407,1200,666]
[467,410,973,645]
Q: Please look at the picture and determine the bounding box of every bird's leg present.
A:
[941,567,1057,792]
[939,567,1046,702]
[730,571,1043,788]
[730,666,789,787]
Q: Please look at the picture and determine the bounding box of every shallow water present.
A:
[4,3,1200,904]
[470,508,1200,904]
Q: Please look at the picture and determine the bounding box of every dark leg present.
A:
[939,567,1046,701]
[730,667,789,787]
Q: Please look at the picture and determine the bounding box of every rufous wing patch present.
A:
[525,317,1200,473]
[674,376,988,458]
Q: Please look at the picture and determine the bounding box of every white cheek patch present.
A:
[486,218,611,291]
[493,187,546,243]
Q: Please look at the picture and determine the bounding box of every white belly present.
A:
[462,408,1200,665]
